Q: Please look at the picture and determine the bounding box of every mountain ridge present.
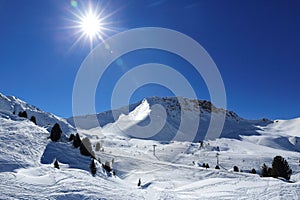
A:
[68,96,273,142]
[0,92,76,136]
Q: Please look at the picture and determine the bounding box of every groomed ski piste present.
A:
[0,93,300,199]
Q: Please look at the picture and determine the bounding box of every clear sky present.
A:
[0,0,299,120]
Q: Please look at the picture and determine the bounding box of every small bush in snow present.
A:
[73,133,81,148]
[102,161,112,172]
[90,159,97,175]
[30,116,37,125]
[95,142,101,151]
[215,165,220,169]
[261,163,271,177]
[54,159,60,169]
[233,166,239,172]
[68,133,75,142]
[251,168,256,174]
[50,123,62,142]
[137,178,141,187]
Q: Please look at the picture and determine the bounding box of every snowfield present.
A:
[0,93,300,199]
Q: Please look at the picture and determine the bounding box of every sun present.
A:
[68,2,115,49]
[79,9,104,41]
[80,13,101,39]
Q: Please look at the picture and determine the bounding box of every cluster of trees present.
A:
[89,159,114,176]
[68,132,109,175]
[199,156,291,181]
[68,133,95,158]
[53,130,115,176]
[18,111,28,118]
[52,131,99,176]
[200,163,220,170]
[201,163,210,169]
[17,110,37,125]
[15,110,115,177]
[261,156,292,180]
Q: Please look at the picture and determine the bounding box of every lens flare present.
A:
[70,0,78,8]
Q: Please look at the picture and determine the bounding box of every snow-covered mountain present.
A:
[68,96,300,153]
[1,92,300,199]
[0,93,76,136]
[68,96,273,141]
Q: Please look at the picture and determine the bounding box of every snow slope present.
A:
[0,93,76,136]
[1,93,300,199]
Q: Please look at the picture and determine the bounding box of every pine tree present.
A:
[102,161,112,172]
[54,159,60,169]
[95,142,101,151]
[137,178,141,187]
[233,166,239,172]
[90,159,97,175]
[215,165,220,169]
[271,156,292,180]
[80,137,95,157]
[22,111,28,118]
[73,133,81,148]
[50,123,62,142]
[261,163,270,177]
[268,167,272,176]
[205,163,210,169]
[68,133,75,142]
[30,116,37,125]
[251,168,256,174]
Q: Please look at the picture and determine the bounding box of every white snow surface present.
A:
[0,93,76,136]
[1,93,300,199]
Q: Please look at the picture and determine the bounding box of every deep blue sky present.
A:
[0,0,299,120]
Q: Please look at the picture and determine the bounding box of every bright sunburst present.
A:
[78,9,103,41]
[68,1,115,49]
